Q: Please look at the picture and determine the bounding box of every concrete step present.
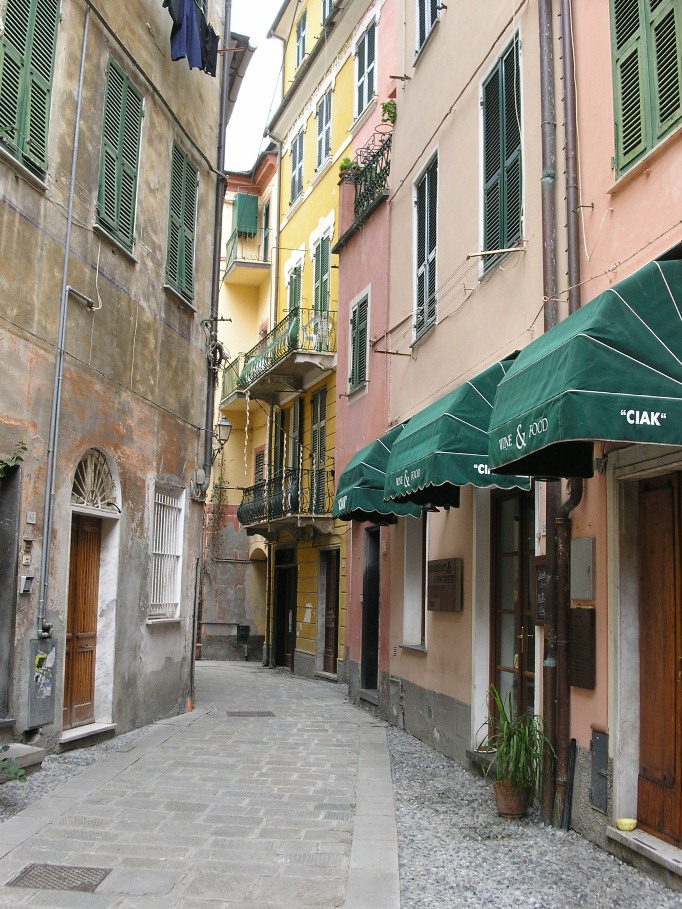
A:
[1,743,46,777]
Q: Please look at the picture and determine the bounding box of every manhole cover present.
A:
[226,710,275,717]
[6,863,112,892]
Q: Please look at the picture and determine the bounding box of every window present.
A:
[97,59,143,251]
[417,0,438,51]
[166,145,198,300]
[403,514,427,646]
[356,21,376,116]
[288,264,302,311]
[611,0,682,173]
[415,157,437,339]
[311,386,327,513]
[290,129,304,203]
[296,10,306,68]
[349,296,368,390]
[149,486,184,620]
[0,0,60,174]
[316,88,332,169]
[322,0,333,23]
[313,235,331,312]
[482,38,522,269]
[262,200,270,261]
[254,447,265,483]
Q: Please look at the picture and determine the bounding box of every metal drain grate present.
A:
[226,710,275,717]
[6,863,112,892]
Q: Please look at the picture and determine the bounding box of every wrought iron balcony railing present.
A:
[224,226,271,274]
[221,354,245,402]
[237,307,337,390]
[342,127,392,221]
[237,468,335,526]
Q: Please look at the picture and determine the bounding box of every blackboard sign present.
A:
[534,556,546,625]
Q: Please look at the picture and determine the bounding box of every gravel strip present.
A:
[0,725,151,823]
[387,725,680,909]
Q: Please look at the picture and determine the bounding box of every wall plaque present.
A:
[569,606,596,689]
[534,556,546,625]
[427,558,462,612]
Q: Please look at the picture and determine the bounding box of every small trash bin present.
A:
[236,624,250,645]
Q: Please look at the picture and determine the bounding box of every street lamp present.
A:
[211,415,232,464]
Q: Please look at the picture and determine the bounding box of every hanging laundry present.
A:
[170,0,203,71]
[200,17,219,77]
[162,0,183,25]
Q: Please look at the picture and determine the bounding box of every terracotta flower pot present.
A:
[493,779,529,818]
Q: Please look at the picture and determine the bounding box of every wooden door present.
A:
[274,548,297,670]
[64,514,100,728]
[491,490,536,718]
[638,474,682,844]
[361,528,380,691]
[323,549,340,674]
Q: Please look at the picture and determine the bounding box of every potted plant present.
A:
[381,99,397,125]
[478,684,553,818]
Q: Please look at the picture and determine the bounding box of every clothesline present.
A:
[162,0,219,77]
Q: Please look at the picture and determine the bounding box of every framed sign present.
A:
[534,556,546,625]
[427,558,463,612]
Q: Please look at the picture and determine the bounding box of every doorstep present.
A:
[2,743,46,776]
[608,825,682,881]
[59,722,116,750]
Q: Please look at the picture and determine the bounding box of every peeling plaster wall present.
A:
[0,0,223,745]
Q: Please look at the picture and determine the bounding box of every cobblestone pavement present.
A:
[0,663,681,908]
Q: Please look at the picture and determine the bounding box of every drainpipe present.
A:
[204,0,233,476]
[537,0,559,823]
[553,0,584,826]
[37,5,90,640]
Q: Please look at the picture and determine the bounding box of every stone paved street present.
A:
[0,663,680,907]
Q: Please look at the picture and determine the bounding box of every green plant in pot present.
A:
[478,684,553,818]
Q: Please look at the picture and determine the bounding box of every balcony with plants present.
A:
[237,466,335,536]
[234,306,337,402]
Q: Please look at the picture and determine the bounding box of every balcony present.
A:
[236,306,336,402]
[334,127,392,254]
[237,468,335,537]
[223,226,271,287]
[220,354,245,408]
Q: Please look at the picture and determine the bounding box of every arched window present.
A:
[71,449,118,513]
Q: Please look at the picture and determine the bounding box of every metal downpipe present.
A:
[37,5,90,640]
[537,0,559,823]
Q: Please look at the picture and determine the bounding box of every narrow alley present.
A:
[0,663,678,908]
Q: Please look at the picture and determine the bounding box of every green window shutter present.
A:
[313,240,322,311]
[98,59,142,250]
[612,0,648,170]
[167,144,197,299]
[263,200,270,261]
[319,236,330,312]
[273,409,285,475]
[415,158,437,336]
[290,130,303,203]
[288,265,301,311]
[311,386,327,512]
[235,192,257,236]
[350,297,368,389]
[482,38,521,266]
[356,23,375,114]
[650,0,682,139]
[0,0,59,173]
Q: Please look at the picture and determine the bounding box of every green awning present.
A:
[488,260,682,478]
[332,425,422,523]
[383,358,531,506]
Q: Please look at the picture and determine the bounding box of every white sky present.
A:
[226,0,284,171]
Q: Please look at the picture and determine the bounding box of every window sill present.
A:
[0,144,48,193]
[312,155,334,190]
[347,381,368,401]
[410,320,436,351]
[608,123,682,196]
[400,643,427,654]
[146,616,181,626]
[163,283,197,312]
[350,97,378,137]
[93,222,138,264]
[413,17,441,67]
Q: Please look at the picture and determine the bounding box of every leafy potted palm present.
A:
[478,684,553,818]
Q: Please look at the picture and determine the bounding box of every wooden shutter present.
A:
[290,396,302,468]
[288,264,301,311]
[483,39,521,260]
[415,172,427,335]
[235,192,257,236]
[650,0,682,139]
[296,10,306,67]
[357,24,375,114]
[98,60,142,250]
[320,236,330,312]
[0,0,59,172]
[612,0,648,169]
[502,41,522,247]
[254,448,265,483]
[350,297,368,389]
[263,200,270,261]
[426,159,437,325]
[311,387,327,513]
[273,409,285,476]
[290,130,302,203]
[316,94,324,168]
[167,145,197,299]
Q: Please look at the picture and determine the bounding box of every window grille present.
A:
[149,487,183,619]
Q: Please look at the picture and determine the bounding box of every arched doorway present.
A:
[64,450,119,729]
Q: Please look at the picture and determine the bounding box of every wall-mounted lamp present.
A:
[211,415,232,464]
